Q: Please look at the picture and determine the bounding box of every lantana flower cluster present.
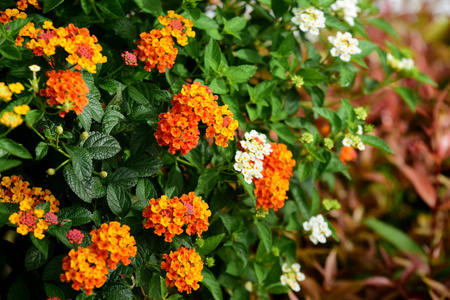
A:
[291,7,326,36]
[254,143,296,211]
[0,8,27,24]
[161,246,204,293]
[134,10,195,73]
[328,31,362,62]
[0,82,28,128]
[387,53,415,72]
[39,69,89,117]
[2,176,60,239]
[143,192,211,242]
[330,0,360,26]
[16,0,41,10]
[16,21,107,73]
[280,263,306,292]
[155,82,238,154]
[234,130,272,184]
[60,222,137,295]
[303,214,332,245]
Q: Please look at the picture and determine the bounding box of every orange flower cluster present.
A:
[17,21,107,73]
[133,11,195,73]
[60,222,137,295]
[161,246,203,293]
[39,69,89,117]
[155,82,238,154]
[0,8,27,24]
[254,143,296,211]
[158,10,196,46]
[339,146,357,164]
[16,0,41,10]
[2,175,60,239]
[143,192,211,242]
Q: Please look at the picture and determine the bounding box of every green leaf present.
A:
[204,38,222,74]
[35,142,49,160]
[255,221,272,253]
[233,49,263,64]
[209,77,229,94]
[100,283,134,300]
[237,174,256,204]
[25,110,44,126]
[135,265,152,287]
[324,13,348,31]
[225,65,257,83]
[269,123,296,145]
[0,158,21,172]
[354,41,378,58]
[6,276,30,300]
[195,169,219,195]
[340,64,356,87]
[25,245,48,271]
[189,9,223,40]
[297,162,312,181]
[63,164,93,203]
[364,218,424,254]
[197,234,224,255]
[254,263,267,283]
[134,178,157,210]
[65,146,93,182]
[107,183,131,217]
[359,134,393,154]
[272,0,289,18]
[394,86,417,111]
[96,0,125,18]
[58,207,92,226]
[124,153,163,177]
[42,255,65,281]
[273,33,295,58]
[127,86,148,105]
[223,17,246,39]
[43,0,64,13]
[83,131,121,160]
[0,42,21,60]
[366,18,399,40]
[102,108,125,135]
[132,0,162,16]
[30,235,51,258]
[109,167,138,189]
[248,80,277,105]
[413,72,437,87]
[312,107,342,132]
[0,202,18,227]
[148,275,163,298]
[298,68,327,86]
[46,220,74,249]
[290,182,310,220]
[43,283,65,299]
[202,268,223,300]
[0,138,32,159]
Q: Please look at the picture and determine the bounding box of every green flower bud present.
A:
[46,168,55,176]
[80,131,89,141]
[324,138,334,150]
[99,171,108,178]
[354,107,368,121]
[196,238,205,248]
[271,247,280,257]
[322,199,341,211]
[231,232,238,241]
[205,257,215,267]
[55,125,63,135]
[301,132,314,144]
[291,75,304,89]
[256,208,269,219]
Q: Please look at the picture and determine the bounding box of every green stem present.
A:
[0,128,12,138]
[90,0,105,23]
[54,159,70,171]
[104,64,125,79]
[30,125,71,158]
[176,157,196,168]
[30,125,46,142]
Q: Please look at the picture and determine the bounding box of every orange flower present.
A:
[20,22,106,73]
[0,8,27,25]
[133,29,178,73]
[39,69,89,117]
[254,143,296,211]
[143,192,211,242]
[161,247,203,293]
[158,10,196,46]
[339,146,357,164]
[16,0,41,10]
[89,221,137,269]
[155,82,238,154]
[60,246,109,295]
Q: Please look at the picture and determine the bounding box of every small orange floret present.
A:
[161,246,203,293]
[254,143,296,211]
[339,146,357,164]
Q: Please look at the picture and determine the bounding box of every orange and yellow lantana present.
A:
[161,246,203,293]
[143,192,211,242]
[254,143,296,211]
[0,8,27,25]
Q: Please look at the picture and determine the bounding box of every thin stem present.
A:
[30,125,46,142]
[176,157,196,168]
[54,159,70,171]
[104,64,125,79]
[0,128,12,138]
[90,0,104,23]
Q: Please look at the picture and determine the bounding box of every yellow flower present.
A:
[14,104,30,115]
[8,82,24,94]
[34,209,45,218]
[8,213,20,224]
[0,83,12,101]
[0,112,23,128]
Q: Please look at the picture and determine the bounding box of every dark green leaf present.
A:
[109,167,138,189]
[30,235,51,257]
[65,146,93,181]
[312,107,342,132]
[58,207,92,226]
[25,110,44,126]
[0,43,21,60]
[96,0,125,18]
[197,234,225,255]
[134,178,157,210]
[269,123,296,145]
[0,158,21,172]
[43,0,64,13]
[0,138,32,159]
[195,169,219,195]
[100,283,133,300]
[107,183,131,217]
[297,162,312,181]
[255,221,272,252]
[127,86,148,105]
[35,142,49,160]
[43,283,65,299]
[63,164,93,203]
[25,245,48,270]
[225,65,257,83]
[202,268,223,300]
[124,153,163,177]
[233,49,263,64]
[133,0,162,16]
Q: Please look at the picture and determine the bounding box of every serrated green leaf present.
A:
[297,162,312,181]
[63,164,93,203]
[298,68,327,86]
[124,153,163,177]
[225,65,257,84]
[109,167,138,189]
[312,107,342,132]
[58,207,92,226]
[83,131,121,160]
[30,235,51,257]
[340,64,356,87]
[135,178,157,210]
[25,245,48,271]
[107,183,131,217]
[96,0,125,18]
[233,49,263,64]
[43,283,65,299]
[65,146,93,181]
[25,110,44,126]
[0,42,21,60]
[127,86,148,105]
[195,169,219,195]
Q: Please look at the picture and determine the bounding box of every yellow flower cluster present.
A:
[16,21,107,73]
[158,10,196,46]
[2,176,60,239]
[0,8,27,25]
[0,82,24,102]
[16,0,41,10]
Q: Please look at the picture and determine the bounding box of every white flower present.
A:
[357,125,363,135]
[304,214,332,245]
[387,53,415,72]
[342,137,352,147]
[292,7,326,36]
[330,0,360,26]
[29,65,41,72]
[328,31,361,62]
[357,142,365,151]
[280,262,306,292]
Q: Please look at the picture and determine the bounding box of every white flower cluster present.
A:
[387,53,415,72]
[234,130,272,184]
[330,0,360,26]
[342,129,365,151]
[291,7,326,36]
[303,214,332,245]
[328,31,362,62]
[280,263,306,292]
